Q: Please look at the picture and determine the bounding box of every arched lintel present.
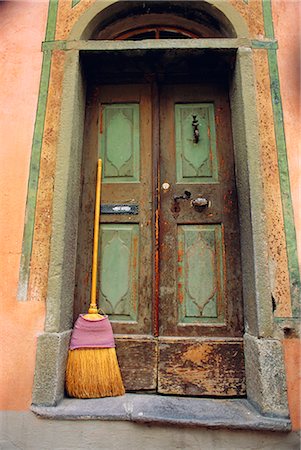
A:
[68,0,249,41]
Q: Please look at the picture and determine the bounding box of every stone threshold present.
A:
[31,394,291,432]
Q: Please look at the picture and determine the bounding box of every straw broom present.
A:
[66,159,125,398]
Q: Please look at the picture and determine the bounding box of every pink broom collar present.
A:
[69,315,115,350]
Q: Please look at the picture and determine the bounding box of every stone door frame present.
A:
[32,1,288,418]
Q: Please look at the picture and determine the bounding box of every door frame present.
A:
[32,4,288,418]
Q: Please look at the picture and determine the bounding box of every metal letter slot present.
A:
[101,204,139,215]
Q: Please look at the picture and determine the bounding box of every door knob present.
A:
[191,197,211,208]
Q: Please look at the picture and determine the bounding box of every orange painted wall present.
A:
[0,0,48,409]
[273,0,301,431]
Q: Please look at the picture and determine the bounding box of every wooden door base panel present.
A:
[115,336,158,391]
[158,338,246,396]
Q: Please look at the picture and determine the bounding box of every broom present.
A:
[66,158,125,398]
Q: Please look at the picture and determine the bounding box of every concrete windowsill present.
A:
[31,394,291,432]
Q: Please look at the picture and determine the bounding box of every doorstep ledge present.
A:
[31,394,291,432]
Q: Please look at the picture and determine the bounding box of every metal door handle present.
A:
[174,190,191,201]
[191,197,211,208]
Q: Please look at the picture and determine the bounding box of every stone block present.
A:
[32,330,71,406]
[244,333,289,417]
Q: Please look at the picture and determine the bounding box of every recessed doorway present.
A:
[75,51,245,396]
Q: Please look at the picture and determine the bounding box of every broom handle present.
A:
[88,159,102,314]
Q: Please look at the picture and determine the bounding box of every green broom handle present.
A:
[88,159,102,314]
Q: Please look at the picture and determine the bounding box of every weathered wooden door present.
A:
[79,80,245,396]
[158,84,245,395]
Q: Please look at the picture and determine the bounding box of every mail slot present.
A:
[101,204,139,215]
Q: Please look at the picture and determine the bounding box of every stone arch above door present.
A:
[68,0,249,41]
[31,0,289,420]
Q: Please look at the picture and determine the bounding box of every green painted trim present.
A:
[252,39,278,49]
[17,51,52,300]
[262,0,300,317]
[45,0,59,42]
[72,0,81,7]
[262,0,275,39]
[42,41,67,51]
[99,103,140,183]
[17,0,58,301]
[18,0,59,300]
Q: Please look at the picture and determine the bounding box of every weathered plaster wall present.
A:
[0,0,48,409]
[28,49,66,303]
[253,48,291,317]
[272,0,301,431]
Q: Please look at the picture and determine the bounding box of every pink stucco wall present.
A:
[273,0,301,431]
[0,0,48,409]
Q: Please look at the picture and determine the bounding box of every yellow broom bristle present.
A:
[65,348,125,398]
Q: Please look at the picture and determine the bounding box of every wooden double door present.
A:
[79,81,245,396]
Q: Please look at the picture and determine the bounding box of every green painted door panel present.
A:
[178,224,224,324]
[99,104,140,182]
[99,224,139,321]
[175,104,218,183]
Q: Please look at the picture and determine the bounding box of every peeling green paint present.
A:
[262,0,300,317]
[252,39,278,50]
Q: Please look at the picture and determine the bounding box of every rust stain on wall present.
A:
[254,50,292,317]
[27,51,66,302]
